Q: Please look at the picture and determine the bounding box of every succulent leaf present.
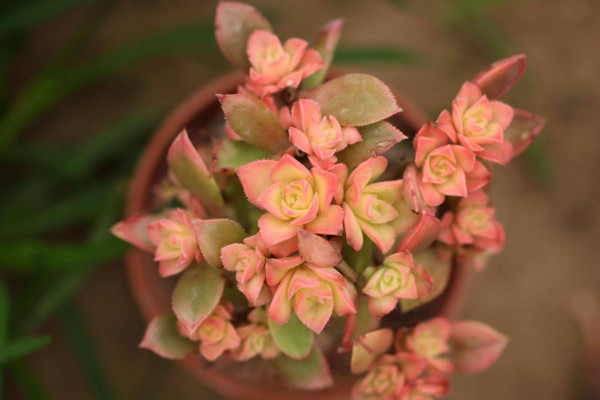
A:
[193,219,246,268]
[504,108,546,159]
[351,328,393,374]
[273,346,333,390]
[167,130,224,215]
[139,313,196,360]
[219,94,289,153]
[172,262,224,332]
[297,228,342,268]
[302,19,344,89]
[451,320,508,373]
[337,121,407,167]
[215,1,273,71]
[301,73,400,126]
[473,54,526,100]
[267,312,314,360]
[211,137,272,173]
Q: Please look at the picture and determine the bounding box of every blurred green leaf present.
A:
[0,235,127,274]
[8,360,52,400]
[334,46,423,66]
[0,279,8,346]
[0,21,215,152]
[59,300,115,400]
[0,335,51,364]
[0,0,99,36]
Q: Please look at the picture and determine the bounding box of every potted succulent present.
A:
[111,2,546,399]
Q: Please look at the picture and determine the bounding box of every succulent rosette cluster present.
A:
[112,2,545,397]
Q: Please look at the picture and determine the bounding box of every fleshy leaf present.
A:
[337,121,407,166]
[473,54,526,100]
[302,19,344,89]
[140,313,196,360]
[451,321,508,373]
[110,214,158,252]
[401,248,451,313]
[396,213,441,252]
[341,294,380,352]
[172,262,224,332]
[297,229,342,268]
[215,1,273,71]
[273,347,333,390]
[193,219,246,268]
[167,130,224,215]
[504,108,546,159]
[351,328,393,374]
[267,312,314,360]
[211,137,272,173]
[219,94,289,153]
[301,73,401,126]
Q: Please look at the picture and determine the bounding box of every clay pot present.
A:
[124,70,472,400]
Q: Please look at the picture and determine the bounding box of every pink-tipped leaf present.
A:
[172,262,224,332]
[301,73,401,126]
[167,130,224,215]
[302,19,344,89]
[140,313,196,360]
[451,320,509,373]
[351,328,394,374]
[215,2,273,71]
[473,54,526,100]
[396,213,442,252]
[401,248,451,313]
[110,214,158,252]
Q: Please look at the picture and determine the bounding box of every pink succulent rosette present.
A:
[437,81,514,165]
[343,156,404,253]
[230,308,279,361]
[289,99,362,169]
[398,374,450,400]
[400,317,453,374]
[362,251,433,317]
[147,208,202,277]
[179,300,240,361]
[265,255,356,333]
[415,123,490,207]
[352,355,405,400]
[246,30,324,97]
[237,154,344,257]
[438,190,505,252]
[221,232,271,306]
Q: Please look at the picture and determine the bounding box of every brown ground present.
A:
[19,0,600,399]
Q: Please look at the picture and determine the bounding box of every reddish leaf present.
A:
[451,320,508,373]
[473,54,526,100]
[396,213,441,252]
[302,19,344,89]
[297,229,342,268]
[504,108,546,159]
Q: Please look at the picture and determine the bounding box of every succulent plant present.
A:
[112,2,545,398]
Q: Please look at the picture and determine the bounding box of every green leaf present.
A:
[0,335,51,364]
[267,312,314,361]
[334,46,423,66]
[0,279,8,346]
[140,313,197,360]
[0,21,215,153]
[0,0,97,35]
[273,347,333,390]
[192,219,246,269]
[219,94,289,153]
[351,328,393,374]
[303,19,343,89]
[58,300,115,400]
[172,263,224,332]
[301,73,400,127]
[337,121,407,167]
[167,130,224,216]
[211,138,272,172]
[7,360,52,400]
[215,1,273,70]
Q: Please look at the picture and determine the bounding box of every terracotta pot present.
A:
[124,70,472,400]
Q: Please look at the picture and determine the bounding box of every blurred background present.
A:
[0,0,599,399]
